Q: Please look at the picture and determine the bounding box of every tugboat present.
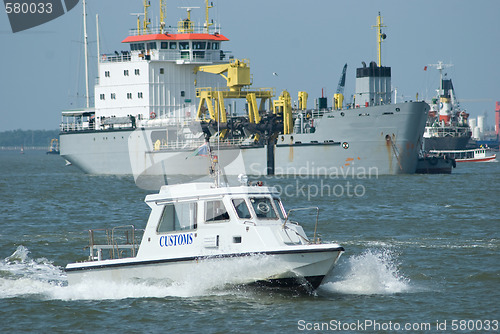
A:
[46,138,60,154]
[65,144,344,289]
[415,152,456,174]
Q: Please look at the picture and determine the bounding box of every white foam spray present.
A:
[319,249,411,295]
[1,246,294,300]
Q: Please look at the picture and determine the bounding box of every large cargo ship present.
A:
[422,62,471,151]
[60,2,429,182]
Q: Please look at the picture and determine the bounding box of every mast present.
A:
[143,0,151,34]
[205,0,214,33]
[83,0,90,108]
[96,14,100,81]
[160,0,166,33]
[372,12,387,67]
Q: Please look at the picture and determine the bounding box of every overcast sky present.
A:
[1,0,499,131]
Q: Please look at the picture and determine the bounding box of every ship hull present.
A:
[423,135,471,151]
[60,101,428,177]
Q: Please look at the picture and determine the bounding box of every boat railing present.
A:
[60,122,95,132]
[283,207,320,244]
[86,225,141,261]
[100,53,131,63]
[128,24,222,36]
[156,137,250,151]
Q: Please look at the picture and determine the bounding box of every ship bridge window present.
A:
[192,42,206,50]
[130,43,145,51]
[161,42,168,49]
[147,42,157,50]
[250,197,277,220]
[157,202,197,233]
[212,42,220,50]
[205,200,229,223]
[179,42,190,50]
[232,199,251,219]
[169,42,177,49]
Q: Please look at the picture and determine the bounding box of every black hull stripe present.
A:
[66,247,344,272]
[276,142,341,148]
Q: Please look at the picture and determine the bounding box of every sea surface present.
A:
[0,151,499,333]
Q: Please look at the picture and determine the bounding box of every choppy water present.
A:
[1,151,499,333]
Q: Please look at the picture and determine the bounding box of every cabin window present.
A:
[124,70,129,76]
[138,92,143,99]
[212,42,220,50]
[111,93,116,100]
[157,202,197,233]
[161,42,168,49]
[207,42,211,49]
[160,68,164,74]
[273,198,286,220]
[205,200,229,223]
[147,42,157,50]
[135,69,140,75]
[232,199,251,219]
[179,42,190,50]
[100,94,105,100]
[250,197,277,219]
[169,42,177,49]
[192,42,206,50]
[127,93,132,99]
[105,71,110,77]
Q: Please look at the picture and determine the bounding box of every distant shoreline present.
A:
[1,146,47,151]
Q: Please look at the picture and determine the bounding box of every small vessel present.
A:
[46,138,60,154]
[430,148,496,162]
[423,62,471,151]
[65,169,344,289]
[415,152,456,174]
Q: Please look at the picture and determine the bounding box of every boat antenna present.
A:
[372,11,387,67]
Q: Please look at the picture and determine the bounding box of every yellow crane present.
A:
[194,59,274,127]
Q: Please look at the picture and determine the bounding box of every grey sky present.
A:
[1,0,499,131]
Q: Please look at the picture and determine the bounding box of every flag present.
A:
[186,142,209,159]
[424,66,428,71]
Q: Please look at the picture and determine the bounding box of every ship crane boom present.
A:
[334,63,347,110]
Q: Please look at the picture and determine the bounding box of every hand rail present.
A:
[86,225,140,261]
[282,207,320,243]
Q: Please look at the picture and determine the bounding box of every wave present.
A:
[0,246,298,300]
[319,249,412,295]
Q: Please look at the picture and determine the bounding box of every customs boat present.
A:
[65,173,344,289]
[60,2,428,179]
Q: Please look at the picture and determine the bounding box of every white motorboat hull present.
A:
[66,246,343,289]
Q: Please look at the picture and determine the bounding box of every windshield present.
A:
[250,197,277,219]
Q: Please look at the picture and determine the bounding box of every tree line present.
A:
[0,129,59,148]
